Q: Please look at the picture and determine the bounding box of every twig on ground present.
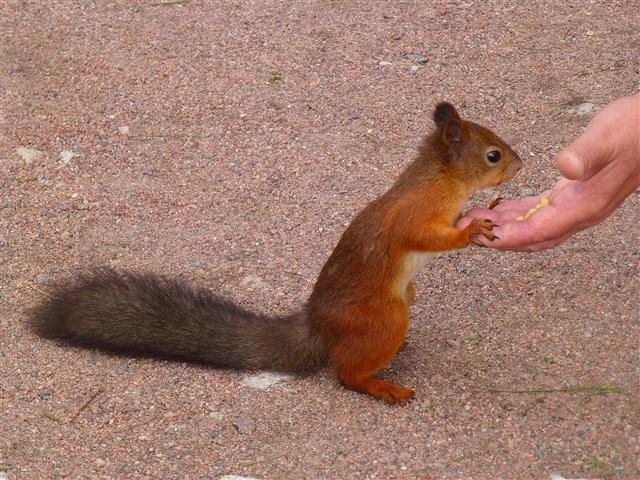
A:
[70,388,104,423]
[148,0,192,7]
[487,385,623,395]
[41,410,64,424]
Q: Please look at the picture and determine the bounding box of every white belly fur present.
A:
[394,251,437,298]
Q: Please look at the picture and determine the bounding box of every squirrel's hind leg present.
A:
[330,305,414,404]
[338,371,414,404]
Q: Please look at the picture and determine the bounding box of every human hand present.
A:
[458,94,640,251]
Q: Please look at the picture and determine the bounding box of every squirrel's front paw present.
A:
[468,218,498,245]
[488,197,503,209]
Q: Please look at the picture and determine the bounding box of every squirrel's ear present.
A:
[441,117,469,162]
[433,102,468,161]
[433,102,461,128]
[442,117,466,146]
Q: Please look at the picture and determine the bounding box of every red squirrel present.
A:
[31,102,521,404]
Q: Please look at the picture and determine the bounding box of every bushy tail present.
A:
[30,269,327,374]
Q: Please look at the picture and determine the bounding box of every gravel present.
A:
[232,416,257,436]
[407,53,429,64]
[1,1,638,479]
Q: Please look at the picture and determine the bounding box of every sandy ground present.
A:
[1,1,639,479]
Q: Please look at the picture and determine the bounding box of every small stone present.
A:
[38,389,53,398]
[95,458,106,467]
[549,473,588,480]
[191,258,207,268]
[239,274,267,291]
[58,150,78,165]
[242,372,292,390]
[34,273,51,285]
[378,61,393,67]
[16,147,43,164]
[220,476,260,480]
[174,423,187,432]
[206,426,226,439]
[208,411,224,420]
[410,65,419,74]
[407,53,428,64]
[118,125,130,135]
[232,416,256,435]
[575,103,595,115]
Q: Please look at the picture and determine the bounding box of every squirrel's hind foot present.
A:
[340,374,414,405]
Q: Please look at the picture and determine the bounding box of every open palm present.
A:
[458,94,639,252]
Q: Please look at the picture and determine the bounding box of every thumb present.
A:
[557,148,587,180]
[557,134,611,180]
[558,109,616,180]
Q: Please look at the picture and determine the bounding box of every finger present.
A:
[482,189,554,214]
[487,195,545,213]
[557,101,622,180]
[456,208,499,230]
[557,146,612,181]
[557,150,587,179]
[478,206,564,250]
[484,156,637,251]
[458,202,541,229]
[456,216,475,230]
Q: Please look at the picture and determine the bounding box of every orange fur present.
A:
[32,102,521,405]
[307,102,521,403]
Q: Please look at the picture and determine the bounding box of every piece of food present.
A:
[516,196,550,221]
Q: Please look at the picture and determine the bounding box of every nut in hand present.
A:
[516,196,550,221]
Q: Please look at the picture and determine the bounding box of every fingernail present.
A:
[569,154,585,177]
[560,152,585,179]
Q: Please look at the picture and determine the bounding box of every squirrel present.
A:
[31,102,521,404]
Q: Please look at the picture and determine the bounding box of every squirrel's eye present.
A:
[486,150,501,163]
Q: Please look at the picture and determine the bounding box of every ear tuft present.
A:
[433,102,461,128]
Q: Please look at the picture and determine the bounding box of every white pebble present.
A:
[59,150,77,165]
[576,102,595,115]
[549,473,589,480]
[220,476,260,480]
[242,372,292,390]
[239,274,268,291]
[208,411,224,420]
[16,147,43,164]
